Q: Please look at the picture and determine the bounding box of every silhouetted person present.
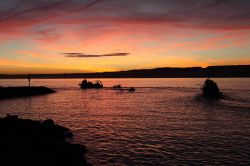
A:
[82,78,88,86]
[95,80,103,88]
[28,74,31,87]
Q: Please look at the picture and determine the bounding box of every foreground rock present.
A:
[202,79,222,99]
[0,86,55,99]
[0,115,91,166]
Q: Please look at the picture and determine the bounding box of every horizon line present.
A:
[0,64,249,75]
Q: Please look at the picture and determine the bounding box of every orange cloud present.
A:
[1,1,250,74]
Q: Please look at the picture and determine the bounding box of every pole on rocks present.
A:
[28,74,31,87]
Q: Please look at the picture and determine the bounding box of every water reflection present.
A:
[0,78,250,165]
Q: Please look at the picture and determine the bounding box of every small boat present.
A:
[111,85,135,92]
[113,85,122,89]
[202,79,221,98]
[79,79,103,89]
[129,87,135,92]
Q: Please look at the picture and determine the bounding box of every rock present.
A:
[0,115,91,166]
[0,86,56,99]
[6,114,18,120]
[64,131,74,138]
[42,119,55,128]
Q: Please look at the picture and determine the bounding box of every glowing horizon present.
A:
[1,0,250,74]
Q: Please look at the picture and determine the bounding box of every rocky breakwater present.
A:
[0,114,91,166]
[0,86,55,99]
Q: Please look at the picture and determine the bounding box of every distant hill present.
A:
[0,65,249,79]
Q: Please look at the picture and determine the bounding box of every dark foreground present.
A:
[0,86,55,99]
[0,115,91,166]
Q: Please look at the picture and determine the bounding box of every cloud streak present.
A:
[0,0,104,23]
[1,0,250,74]
[63,52,130,58]
[0,0,67,23]
[1,0,250,31]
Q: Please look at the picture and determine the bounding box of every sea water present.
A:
[0,78,250,165]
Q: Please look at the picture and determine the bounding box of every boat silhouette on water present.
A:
[113,85,122,89]
[79,78,103,89]
[202,79,222,99]
[112,84,135,92]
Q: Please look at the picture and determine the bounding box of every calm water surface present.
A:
[0,78,250,165]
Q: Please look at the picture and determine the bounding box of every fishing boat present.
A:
[79,79,103,89]
[202,79,221,98]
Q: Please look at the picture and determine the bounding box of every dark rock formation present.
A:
[0,115,91,166]
[202,79,222,99]
[0,86,55,99]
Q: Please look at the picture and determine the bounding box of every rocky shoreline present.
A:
[0,86,55,99]
[0,115,91,166]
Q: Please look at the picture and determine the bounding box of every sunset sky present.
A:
[0,0,250,74]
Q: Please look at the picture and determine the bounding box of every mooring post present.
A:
[28,73,31,87]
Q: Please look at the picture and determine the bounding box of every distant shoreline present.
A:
[1,65,249,79]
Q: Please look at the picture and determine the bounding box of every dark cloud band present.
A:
[0,0,103,23]
[1,0,250,31]
[63,52,130,58]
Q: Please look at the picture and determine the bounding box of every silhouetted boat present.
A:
[129,87,135,92]
[79,79,103,89]
[111,85,135,92]
[113,85,122,89]
[202,79,221,99]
